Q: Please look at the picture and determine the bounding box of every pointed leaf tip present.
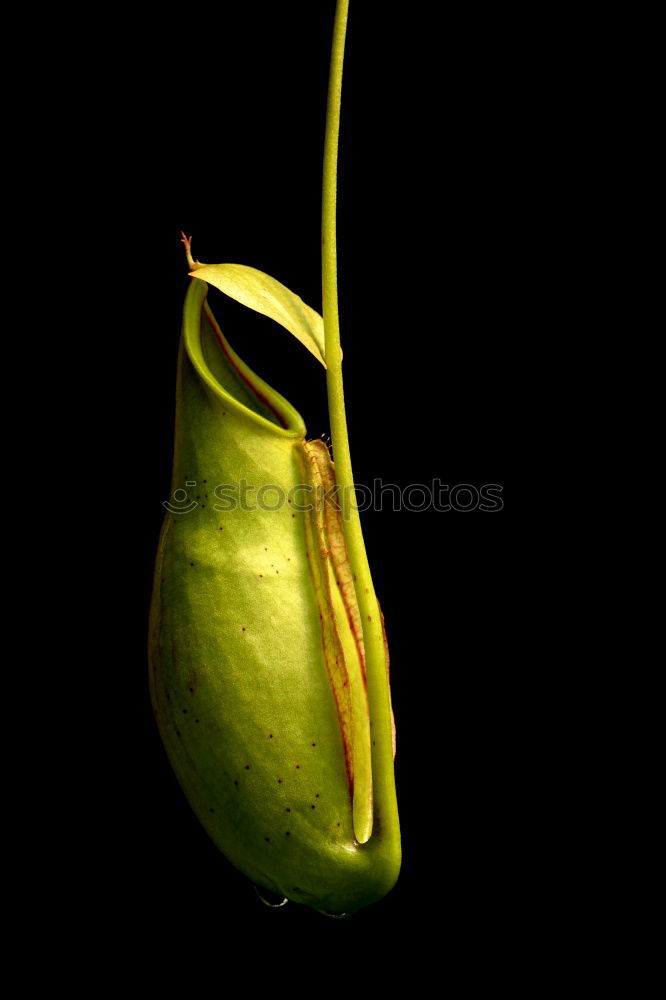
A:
[181,232,204,271]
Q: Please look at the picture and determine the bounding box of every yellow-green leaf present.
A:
[190,263,326,367]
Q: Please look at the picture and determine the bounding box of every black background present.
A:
[70,0,549,969]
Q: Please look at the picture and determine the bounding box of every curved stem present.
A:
[322,0,399,846]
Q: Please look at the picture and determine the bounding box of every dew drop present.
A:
[253,886,288,909]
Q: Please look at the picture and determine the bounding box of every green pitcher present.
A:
[149,0,400,915]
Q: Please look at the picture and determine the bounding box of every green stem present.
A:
[322,0,399,846]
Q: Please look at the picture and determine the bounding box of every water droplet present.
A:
[253,885,288,909]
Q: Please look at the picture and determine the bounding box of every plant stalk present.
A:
[322,0,399,845]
